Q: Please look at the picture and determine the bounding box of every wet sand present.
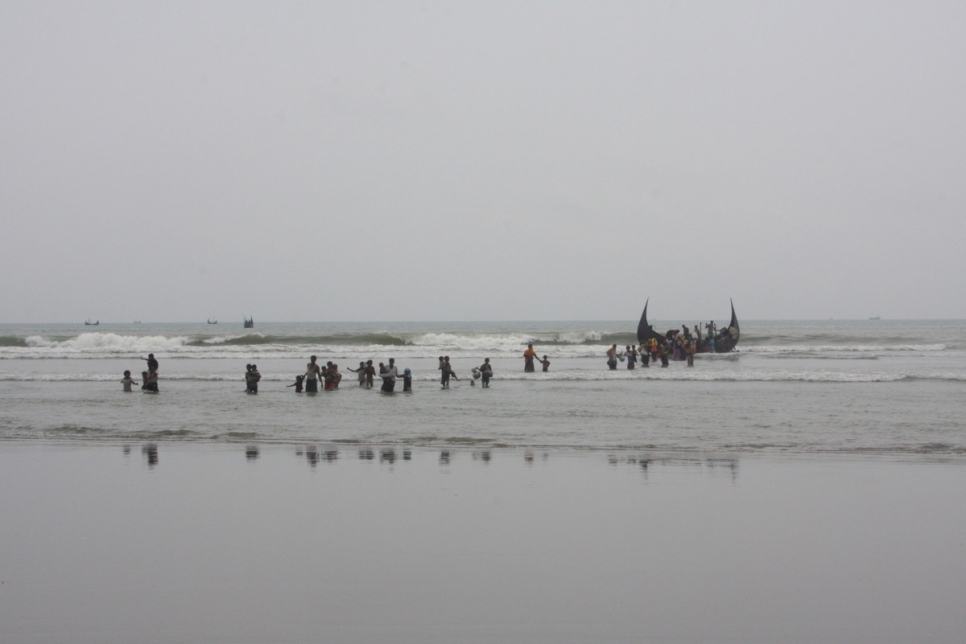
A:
[1,443,965,643]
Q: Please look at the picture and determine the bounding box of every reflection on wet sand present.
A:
[141,443,158,467]
[295,447,340,466]
[131,442,738,478]
[608,453,739,481]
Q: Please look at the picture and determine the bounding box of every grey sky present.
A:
[2,1,964,322]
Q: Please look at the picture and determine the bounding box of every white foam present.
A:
[24,333,191,354]
[742,344,946,354]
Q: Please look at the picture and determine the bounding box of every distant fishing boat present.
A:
[84,319,99,326]
[243,316,254,329]
[207,318,218,324]
[637,299,740,354]
[869,316,881,320]
[133,320,141,324]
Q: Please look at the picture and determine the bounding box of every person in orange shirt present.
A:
[523,343,538,372]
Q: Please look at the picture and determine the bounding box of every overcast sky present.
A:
[2,1,964,322]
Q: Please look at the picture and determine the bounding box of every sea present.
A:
[1,319,965,455]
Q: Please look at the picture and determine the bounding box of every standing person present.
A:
[639,343,650,367]
[523,343,538,372]
[479,358,493,388]
[364,360,376,389]
[324,362,337,391]
[121,370,138,392]
[244,364,253,393]
[143,369,159,392]
[402,368,413,392]
[381,359,398,393]
[540,355,551,372]
[287,375,304,392]
[247,364,261,394]
[141,353,159,391]
[438,356,448,387]
[347,362,367,386]
[606,344,619,370]
[304,355,322,393]
[626,345,637,370]
[330,363,342,389]
[441,356,459,389]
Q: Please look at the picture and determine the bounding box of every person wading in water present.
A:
[523,344,538,372]
[304,355,322,393]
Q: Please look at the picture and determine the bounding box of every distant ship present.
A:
[84,319,99,326]
[207,318,218,324]
[243,316,254,329]
[869,316,881,320]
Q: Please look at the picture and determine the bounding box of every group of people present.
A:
[294,355,412,394]
[523,344,550,372]
[121,353,160,392]
[126,335,715,396]
[606,341,683,369]
[602,319,738,370]
[293,355,494,393]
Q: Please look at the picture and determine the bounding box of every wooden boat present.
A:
[636,299,740,354]
[207,318,218,324]
[243,316,254,329]
[84,319,99,326]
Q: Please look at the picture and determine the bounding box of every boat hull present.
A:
[636,299,740,354]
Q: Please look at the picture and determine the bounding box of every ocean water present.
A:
[1,319,965,454]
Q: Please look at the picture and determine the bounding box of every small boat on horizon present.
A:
[207,318,218,324]
[243,315,254,329]
[84,319,99,326]
[869,316,881,320]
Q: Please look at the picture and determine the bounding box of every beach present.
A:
[2,443,965,643]
[2,319,966,642]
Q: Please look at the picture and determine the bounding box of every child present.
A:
[347,362,367,386]
[441,356,459,389]
[121,370,137,392]
[287,374,304,393]
[402,368,412,392]
[364,360,376,389]
[540,355,550,372]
